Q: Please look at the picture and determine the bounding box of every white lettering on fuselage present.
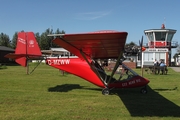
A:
[128,80,135,85]
[122,83,127,87]
[47,59,70,65]
[135,79,141,83]
[122,79,141,87]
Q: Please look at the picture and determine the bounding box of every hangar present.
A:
[0,46,14,63]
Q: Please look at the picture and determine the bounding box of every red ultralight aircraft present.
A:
[5,31,149,95]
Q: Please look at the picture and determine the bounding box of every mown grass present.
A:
[0,64,180,120]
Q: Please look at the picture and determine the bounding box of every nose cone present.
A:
[138,76,150,86]
[144,78,150,84]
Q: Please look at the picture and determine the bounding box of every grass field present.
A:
[0,64,180,120]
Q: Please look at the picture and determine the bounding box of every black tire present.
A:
[102,88,110,95]
[141,88,147,94]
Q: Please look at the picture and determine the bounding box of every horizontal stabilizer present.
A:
[16,57,27,67]
[5,53,27,59]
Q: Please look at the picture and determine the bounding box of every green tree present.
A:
[124,41,139,55]
[0,33,11,47]
[125,41,137,46]
[176,44,180,54]
[51,28,66,48]
[11,32,18,49]
[173,44,180,59]
[1,28,66,50]
[40,28,53,50]
[173,53,180,59]
[35,32,41,47]
[40,28,66,50]
[11,31,24,49]
[55,28,65,34]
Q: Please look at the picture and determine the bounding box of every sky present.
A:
[0,0,180,56]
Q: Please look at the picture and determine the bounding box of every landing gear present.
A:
[140,87,147,94]
[102,88,110,95]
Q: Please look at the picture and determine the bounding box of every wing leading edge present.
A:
[52,30,128,59]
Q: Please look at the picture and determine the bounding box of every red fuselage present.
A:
[46,58,149,89]
[46,57,105,87]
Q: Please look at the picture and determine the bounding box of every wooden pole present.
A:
[139,36,143,77]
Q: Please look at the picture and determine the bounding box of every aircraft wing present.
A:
[52,30,128,59]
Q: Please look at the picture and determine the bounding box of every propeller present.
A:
[139,36,143,51]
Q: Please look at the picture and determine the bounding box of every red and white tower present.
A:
[143,24,177,66]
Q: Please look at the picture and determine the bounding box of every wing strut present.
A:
[26,56,44,75]
[107,52,123,85]
[27,59,43,74]
[52,37,90,60]
[80,50,107,86]
[52,36,108,87]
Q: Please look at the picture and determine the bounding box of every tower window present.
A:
[155,32,166,41]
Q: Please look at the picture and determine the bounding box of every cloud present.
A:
[75,11,112,20]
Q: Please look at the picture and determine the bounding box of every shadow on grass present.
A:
[3,63,19,66]
[153,87,178,91]
[49,84,180,117]
[48,84,85,92]
[111,86,180,117]
[48,84,102,93]
[0,66,7,69]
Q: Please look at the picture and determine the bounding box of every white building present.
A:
[137,24,177,67]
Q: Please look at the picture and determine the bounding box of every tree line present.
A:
[0,28,65,50]
[0,29,180,58]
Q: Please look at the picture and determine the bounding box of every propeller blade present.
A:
[141,36,143,47]
[139,36,143,47]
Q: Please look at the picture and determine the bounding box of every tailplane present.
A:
[5,32,42,67]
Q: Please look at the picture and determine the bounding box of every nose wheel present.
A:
[140,87,147,94]
[102,88,110,95]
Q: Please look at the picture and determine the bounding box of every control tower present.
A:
[143,24,177,66]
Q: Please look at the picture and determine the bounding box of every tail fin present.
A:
[16,32,41,55]
[5,32,42,67]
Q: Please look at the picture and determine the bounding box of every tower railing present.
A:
[144,41,178,48]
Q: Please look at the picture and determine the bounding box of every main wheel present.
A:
[140,88,147,94]
[102,88,110,95]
